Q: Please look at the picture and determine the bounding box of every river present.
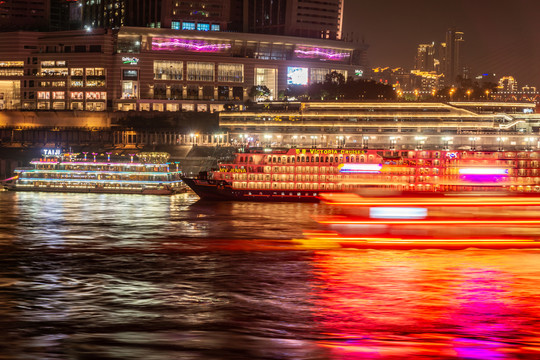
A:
[1,191,539,359]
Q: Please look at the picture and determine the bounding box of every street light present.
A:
[466,89,472,101]
[449,88,455,101]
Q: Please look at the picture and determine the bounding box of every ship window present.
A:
[346,156,349,162]
[330,157,334,162]
[249,156,253,163]
[278,157,281,163]
[301,156,305,162]
[306,157,310,163]
[287,157,290,164]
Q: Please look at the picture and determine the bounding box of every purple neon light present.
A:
[152,37,231,52]
[294,46,350,61]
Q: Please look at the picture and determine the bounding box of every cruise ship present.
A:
[182,147,540,202]
[6,151,186,195]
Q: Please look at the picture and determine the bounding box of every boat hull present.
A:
[182,177,320,202]
[9,186,186,195]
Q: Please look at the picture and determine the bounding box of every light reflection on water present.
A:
[1,191,540,359]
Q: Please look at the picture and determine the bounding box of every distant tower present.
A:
[444,28,464,86]
[415,43,435,72]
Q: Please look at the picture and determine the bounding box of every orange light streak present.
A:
[319,194,540,207]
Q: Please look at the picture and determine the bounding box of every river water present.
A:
[1,191,540,359]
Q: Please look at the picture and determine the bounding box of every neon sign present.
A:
[151,38,231,52]
[42,149,61,157]
[294,46,350,61]
[122,57,139,65]
[338,163,382,173]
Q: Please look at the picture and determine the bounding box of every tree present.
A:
[248,85,271,101]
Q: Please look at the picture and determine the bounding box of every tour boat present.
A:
[296,192,540,249]
[181,147,540,201]
[6,151,186,195]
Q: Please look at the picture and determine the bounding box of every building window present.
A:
[89,45,101,53]
[182,22,196,30]
[70,80,84,87]
[154,60,183,80]
[121,81,137,99]
[122,69,138,80]
[310,68,330,84]
[52,91,65,100]
[70,91,83,100]
[37,91,50,100]
[332,69,348,80]
[71,68,84,76]
[86,68,105,76]
[255,68,277,99]
[86,91,106,100]
[197,23,210,31]
[211,24,220,31]
[218,64,243,82]
[186,62,214,81]
[171,21,180,30]
[0,61,24,76]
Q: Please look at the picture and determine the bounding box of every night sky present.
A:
[342,0,540,88]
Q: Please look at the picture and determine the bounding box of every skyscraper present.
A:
[415,43,435,72]
[0,0,50,31]
[444,28,464,85]
[245,0,344,39]
[83,0,169,29]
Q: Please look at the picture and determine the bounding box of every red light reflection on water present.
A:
[308,250,540,359]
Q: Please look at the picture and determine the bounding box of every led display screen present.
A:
[287,67,308,85]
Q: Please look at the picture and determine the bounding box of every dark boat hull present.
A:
[182,177,320,202]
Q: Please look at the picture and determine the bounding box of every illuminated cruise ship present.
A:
[182,101,540,201]
[7,151,186,195]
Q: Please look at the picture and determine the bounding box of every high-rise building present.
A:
[245,0,344,39]
[82,0,241,32]
[83,0,171,29]
[415,43,435,72]
[0,0,50,31]
[444,28,464,86]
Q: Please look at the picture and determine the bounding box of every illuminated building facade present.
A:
[499,76,518,92]
[0,27,367,111]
